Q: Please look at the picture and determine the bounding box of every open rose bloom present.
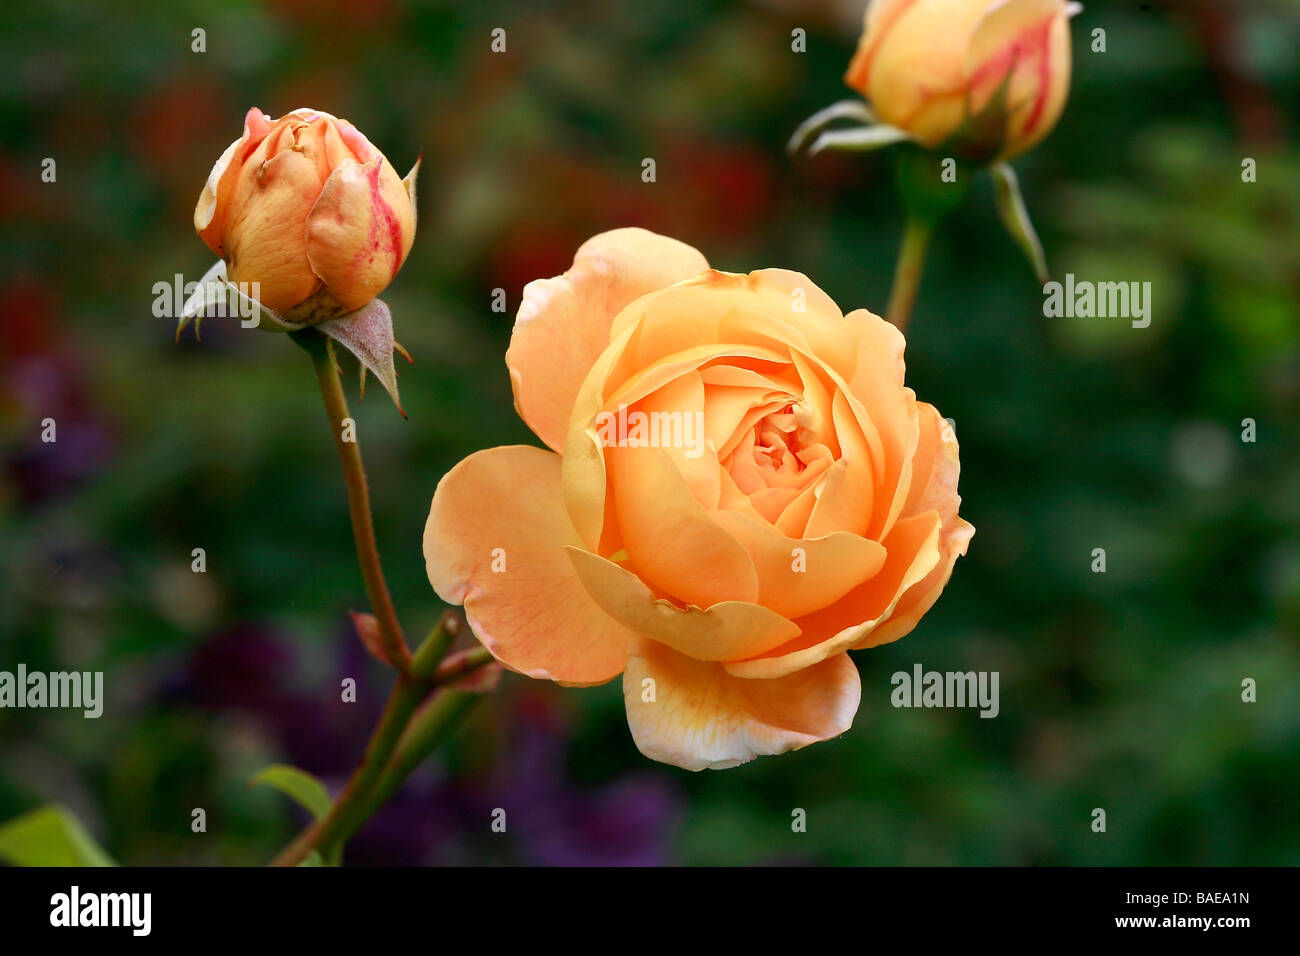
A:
[194,107,416,322]
[424,228,972,770]
[845,0,1075,161]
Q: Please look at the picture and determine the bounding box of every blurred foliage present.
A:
[0,0,1297,865]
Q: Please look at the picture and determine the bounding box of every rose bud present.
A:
[424,228,973,770]
[194,107,417,321]
[844,0,1076,161]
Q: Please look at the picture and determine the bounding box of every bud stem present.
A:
[886,215,933,334]
[295,328,412,673]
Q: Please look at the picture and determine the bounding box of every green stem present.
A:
[295,329,412,673]
[885,215,933,335]
[343,690,484,834]
[268,617,488,867]
[431,646,495,686]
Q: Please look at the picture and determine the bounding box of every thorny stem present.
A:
[295,329,412,673]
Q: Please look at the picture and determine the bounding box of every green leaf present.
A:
[250,764,333,821]
[991,161,1049,283]
[0,805,116,867]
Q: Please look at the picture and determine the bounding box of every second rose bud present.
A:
[845,0,1076,162]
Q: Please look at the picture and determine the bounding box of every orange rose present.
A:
[194,107,417,320]
[423,228,972,770]
[845,0,1075,161]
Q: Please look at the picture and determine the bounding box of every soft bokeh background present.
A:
[1,0,1297,865]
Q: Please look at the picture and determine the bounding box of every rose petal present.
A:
[195,106,273,256]
[424,445,631,686]
[710,509,887,620]
[722,509,942,679]
[566,546,800,663]
[222,119,326,312]
[857,404,974,647]
[507,228,708,453]
[305,156,415,312]
[609,445,759,607]
[623,639,860,770]
[846,0,990,147]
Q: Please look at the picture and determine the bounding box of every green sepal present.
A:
[991,161,1049,283]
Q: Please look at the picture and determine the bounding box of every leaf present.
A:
[787,99,877,154]
[991,161,1049,283]
[0,805,116,867]
[250,765,333,821]
[317,297,408,416]
[809,124,912,156]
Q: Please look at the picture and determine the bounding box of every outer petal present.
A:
[710,509,887,621]
[566,546,799,662]
[723,510,942,679]
[623,639,861,771]
[424,445,631,685]
[850,0,991,147]
[605,269,859,388]
[507,228,709,453]
[222,118,327,312]
[305,156,416,312]
[194,107,273,257]
[964,0,1071,159]
[857,404,974,647]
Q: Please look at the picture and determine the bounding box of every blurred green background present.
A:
[1,0,1297,865]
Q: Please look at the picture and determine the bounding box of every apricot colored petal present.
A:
[305,156,415,312]
[805,389,879,538]
[860,516,974,649]
[964,0,1071,159]
[195,107,273,256]
[851,0,989,146]
[723,510,941,679]
[423,445,631,686]
[222,125,324,312]
[844,0,920,94]
[609,445,759,607]
[861,404,973,647]
[623,639,860,771]
[844,310,921,539]
[711,509,887,621]
[901,402,961,519]
[607,269,857,387]
[507,228,708,453]
[620,370,719,509]
[566,547,798,662]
